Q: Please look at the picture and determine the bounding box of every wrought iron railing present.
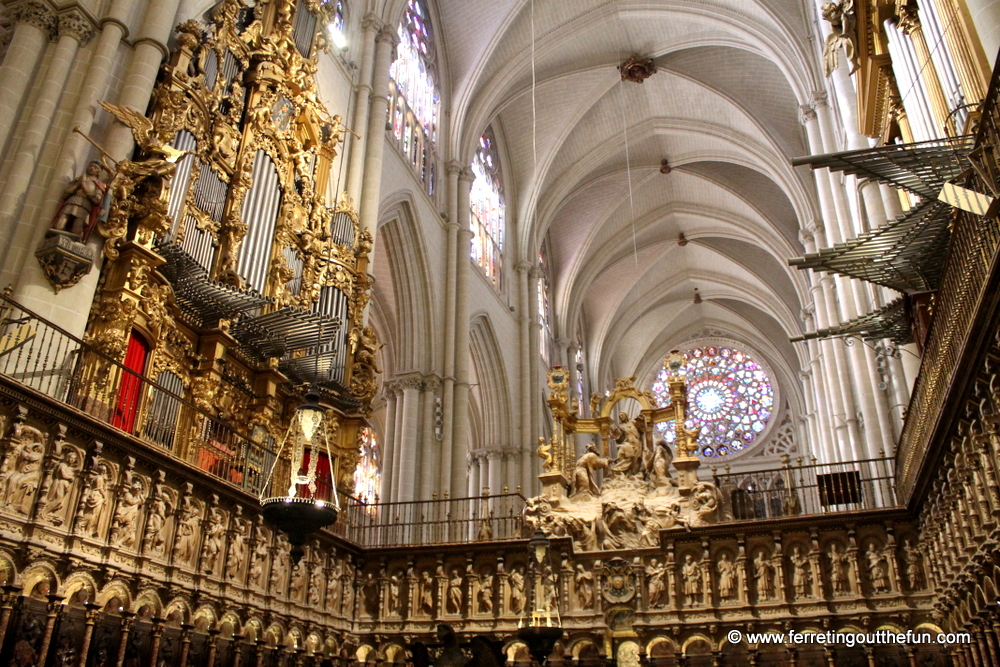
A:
[335,492,526,548]
[713,456,898,521]
[0,291,278,497]
[895,56,1000,501]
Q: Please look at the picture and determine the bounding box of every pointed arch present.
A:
[470,313,514,450]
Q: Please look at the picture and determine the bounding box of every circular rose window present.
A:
[650,346,774,457]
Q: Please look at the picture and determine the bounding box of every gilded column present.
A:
[450,167,475,497]
[0,1,54,154]
[0,10,93,287]
[357,24,398,241]
[346,15,382,205]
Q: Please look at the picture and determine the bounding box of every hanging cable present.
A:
[615,11,639,267]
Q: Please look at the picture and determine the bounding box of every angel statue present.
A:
[99,102,190,183]
[821,0,859,77]
[349,325,383,374]
[609,411,645,477]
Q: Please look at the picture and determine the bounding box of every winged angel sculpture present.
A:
[821,0,859,77]
[96,102,191,258]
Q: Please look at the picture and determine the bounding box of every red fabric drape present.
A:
[112,331,149,434]
[294,451,334,501]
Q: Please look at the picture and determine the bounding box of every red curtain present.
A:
[294,451,333,502]
[112,331,149,434]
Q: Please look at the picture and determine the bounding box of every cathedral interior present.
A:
[0,0,997,664]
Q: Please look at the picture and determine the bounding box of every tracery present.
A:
[470,128,505,287]
[651,346,774,457]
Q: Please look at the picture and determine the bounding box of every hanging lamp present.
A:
[260,387,340,564]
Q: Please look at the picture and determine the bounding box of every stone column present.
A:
[397,376,422,503]
[488,451,503,502]
[346,15,382,204]
[528,264,543,495]
[450,168,475,497]
[379,383,399,503]
[0,1,54,153]
[391,379,407,503]
[517,261,533,488]
[0,10,93,287]
[357,25,398,241]
[469,453,481,499]
[419,376,440,500]
[439,162,462,495]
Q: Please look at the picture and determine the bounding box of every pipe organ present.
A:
[83,0,378,494]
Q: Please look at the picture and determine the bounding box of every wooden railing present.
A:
[895,56,1000,501]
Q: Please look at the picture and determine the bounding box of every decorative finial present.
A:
[618,54,657,84]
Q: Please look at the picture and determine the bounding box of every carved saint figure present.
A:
[327,561,343,610]
[362,572,378,615]
[291,563,309,600]
[249,536,269,588]
[716,553,736,600]
[829,543,850,594]
[388,574,401,614]
[821,0,858,77]
[575,563,594,609]
[543,564,558,612]
[866,543,889,593]
[645,558,666,608]
[571,443,609,499]
[609,412,644,476]
[111,478,145,548]
[201,506,227,573]
[649,441,676,490]
[143,482,172,554]
[791,546,811,598]
[754,551,775,601]
[902,539,923,591]
[478,568,494,613]
[77,463,110,537]
[225,520,248,580]
[4,433,44,514]
[50,161,108,239]
[509,565,526,614]
[43,449,79,525]
[447,569,463,614]
[419,570,435,614]
[682,555,702,606]
[309,570,323,606]
[174,500,202,565]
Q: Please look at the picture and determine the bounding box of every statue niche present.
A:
[525,359,724,553]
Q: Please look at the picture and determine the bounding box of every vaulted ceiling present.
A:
[380,0,825,402]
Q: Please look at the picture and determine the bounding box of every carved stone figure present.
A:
[829,543,850,594]
[42,448,80,525]
[478,568,494,613]
[821,0,858,77]
[649,441,676,491]
[543,564,558,611]
[249,534,270,588]
[447,568,463,614]
[50,161,108,240]
[571,443,609,499]
[225,519,248,580]
[866,543,889,593]
[143,479,172,555]
[754,551,775,601]
[716,553,736,600]
[291,562,309,600]
[388,573,401,614]
[362,572,378,615]
[76,462,111,537]
[309,569,323,606]
[201,505,227,573]
[575,563,594,609]
[3,429,45,514]
[327,560,342,610]
[682,555,702,606]
[111,478,145,548]
[791,546,811,598]
[902,539,924,591]
[419,570,434,614]
[689,482,722,527]
[173,498,202,565]
[646,558,667,608]
[609,412,644,476]
[509,565,526,614]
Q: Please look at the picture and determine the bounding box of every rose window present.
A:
[651,346,774,457]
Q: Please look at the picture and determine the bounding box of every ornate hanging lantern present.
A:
[516,528,563,666]
[260,389,339,564]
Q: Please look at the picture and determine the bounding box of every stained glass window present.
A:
[389,0,439,194]
[650,346,774,458]
[471,129,504,287]
[325,0,346,40]
[353,427,380,505]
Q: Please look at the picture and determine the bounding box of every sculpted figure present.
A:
[609,412,644,476]
[821,0,858,77]
[249,537,269,588]
[575,563,594,609]
[309,569,323,606]
[866,543,889,592]
[291,562,309,600]
[716,553,736,600]
[388,574,401,614]
[902,540,924,591]
[362,572,378,614]
[791,546,811,598]
[646,558,666,608]
[270,538,290,594]
[174,499,202,565]
[649,441,677,491]
[447,569,463,614]
[201,506,227,573]
[571,443,609,499]
[50,161,108,240]
[327,560,342,610]
[543,564,558,612]
[43,449,80,525]
[143,481,172,555]
[754,551,775,601]
[689,482,722,526]
[419,570,434,614]
[478,568,494,613]
[829,543,850,594]
[5,432,44,513]
[226,520,248,580]
[77,463,111,537]
[111,478,145,548]
[509,565,526,614]
[682,555,702,606]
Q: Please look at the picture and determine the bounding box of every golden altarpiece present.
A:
[82,0,378,497]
